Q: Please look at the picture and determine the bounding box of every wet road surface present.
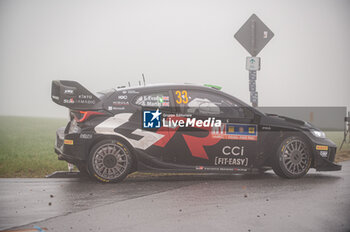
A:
[1,161,350,232]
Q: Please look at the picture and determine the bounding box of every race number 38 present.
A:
[175,90,188,104]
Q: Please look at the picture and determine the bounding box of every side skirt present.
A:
[135,149,261,174]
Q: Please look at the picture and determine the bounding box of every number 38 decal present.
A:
[175,90,188,104]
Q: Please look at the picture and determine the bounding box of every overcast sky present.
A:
[0,0,349,118]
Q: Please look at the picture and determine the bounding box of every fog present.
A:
[0,0,349,118]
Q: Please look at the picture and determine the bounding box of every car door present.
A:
[165,89,230,166]
[219,99,259,170]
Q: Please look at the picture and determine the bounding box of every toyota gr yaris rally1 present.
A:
[51,80,341,182]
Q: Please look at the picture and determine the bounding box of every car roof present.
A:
[115,83,216,92]
[117,83,255,108]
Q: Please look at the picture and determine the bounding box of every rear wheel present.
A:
[87,139,133,183]
[272,136,312,178]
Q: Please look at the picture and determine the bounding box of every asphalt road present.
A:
[1,161,350,232]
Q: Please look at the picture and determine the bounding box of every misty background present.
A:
[0,0,349,118]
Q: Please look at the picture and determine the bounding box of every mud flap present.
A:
[46,171,82,178]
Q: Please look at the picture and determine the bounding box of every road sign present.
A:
[249,70,257,107]
[249,80,256,92]
[246,57,260,71]
[250,91,258,106]
[248,70,257,80]
[234,14,274,107]
[234,14,274,56]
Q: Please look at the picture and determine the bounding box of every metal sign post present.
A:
[339,111,350,151]
[234,14,274,107]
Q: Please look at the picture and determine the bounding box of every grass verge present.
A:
[0,116,68,177]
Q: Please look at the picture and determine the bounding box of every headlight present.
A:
[310,129,326,138]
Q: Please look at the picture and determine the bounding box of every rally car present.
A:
[51,80,341,182]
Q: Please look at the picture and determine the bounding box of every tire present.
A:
[87,139,133,183]
[272,136,312,179]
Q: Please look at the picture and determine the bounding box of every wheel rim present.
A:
[281,139,310,175]
[92,143,129,180]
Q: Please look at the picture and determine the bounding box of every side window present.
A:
[133,91,170,108]
[173,89,245,118]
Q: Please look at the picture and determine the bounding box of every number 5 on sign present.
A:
[175,90,188,104]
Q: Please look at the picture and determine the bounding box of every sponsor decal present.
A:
[114,107,125,110]
[118,95,128,100]
[96,111,243,161]
[63,98,75,104]
[64,89,74,95]
[113,101,129,106]
[64,139,74,145]
[60,94,96,105]
[78,94,93,99]
[97,111,235,161]
[94,174,110,182]
[126,90,139,94]
[214,157,248,166]
[108,106,126,111]
[147,111,222,159]
[152,116,222,159]
[222,146,244,156]
[195,166,248,172]
[94,113,165,150]
[212,123,258,141]
[316,145,328,151]
[175,90,189,104]
[80,133,93,139]
[64,97,95,105]
[143,109,162,128]
[76,99,96,104]
[320,150,328,157]
[214,146,248,166]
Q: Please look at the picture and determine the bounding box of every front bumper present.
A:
[310,137,342,171]
[315,157,342,171]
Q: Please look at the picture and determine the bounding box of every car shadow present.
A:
[123,171,341,183]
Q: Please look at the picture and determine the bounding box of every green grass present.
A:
[0,116,349,177]
[0,116,68,177]
[325,131,350,151]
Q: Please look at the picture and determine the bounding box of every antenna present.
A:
[128,82,131,87]
[142,73,146,86]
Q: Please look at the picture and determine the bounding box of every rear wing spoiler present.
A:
[51,80,101,110]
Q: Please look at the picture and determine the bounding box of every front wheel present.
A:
[272,136,312,179]
[87,139,133,183]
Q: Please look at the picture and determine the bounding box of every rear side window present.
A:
[173,89,244,118]
[133,92,170,108]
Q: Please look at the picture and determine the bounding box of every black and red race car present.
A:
[51,80,341,182]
